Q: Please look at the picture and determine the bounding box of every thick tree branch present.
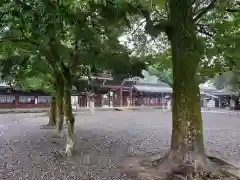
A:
[226,8,240,13]
[225,0,240,12]
[139,8,171,37]
[165,0,170,19]
[194,0,217,22]
[69,40,81,72]
[46,39,62,73]
[0,35,40,47]
[60,62,69,75]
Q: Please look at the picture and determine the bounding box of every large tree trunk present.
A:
[63,70,75,156]
[123,1,234,179]
[161,0,207,173]
[56,75,64,135]
[48,95,57,126]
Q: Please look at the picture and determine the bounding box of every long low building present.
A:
[0,78,238,109]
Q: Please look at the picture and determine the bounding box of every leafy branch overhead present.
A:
[1,0,148,86]
[1,0,239,90]
[119,0,240,89]
[120,0,238,43]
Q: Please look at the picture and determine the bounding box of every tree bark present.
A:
[165,0,206,167]
[48,95,57,126]
[62,69,75,156]
[56,75,64,134]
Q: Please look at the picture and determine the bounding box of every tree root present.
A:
[56,129,65,138]
[152,151,215,179]
[123,151,239,180]
[65,136,75,157]
[40,124,56,129]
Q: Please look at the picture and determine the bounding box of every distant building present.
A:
[0,77,238,109]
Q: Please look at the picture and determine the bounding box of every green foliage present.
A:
[148,66,172,86]
[3,0,238,92]
[0,0,148,92]
[146,50,173,86]
[214,71,240,92]
[20,75,54,93]
[116,0,240,88]
[203,3,240,90]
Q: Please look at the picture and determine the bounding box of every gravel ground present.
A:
[0,110,240,180]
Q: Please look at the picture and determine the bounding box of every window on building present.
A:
[143,97,150,105]
[0,96,6,104]
[0,95,15,104]
[155,98,159,104]
[151,98,158,105]
[6,96,15,103]
[38,96,51,104]
[143,97,146,104]
[19,96,34,104]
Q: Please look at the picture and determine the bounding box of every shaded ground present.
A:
[0,110,240,179]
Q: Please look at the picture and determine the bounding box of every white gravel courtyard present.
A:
[0,110,239,179]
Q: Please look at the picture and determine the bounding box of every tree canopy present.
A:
[0,0,148,87]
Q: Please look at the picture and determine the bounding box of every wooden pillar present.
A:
[15,95,19,109]
[130,86,133,106]
[96,92,102,107]
[34,95,38,107]
[161,92,164,110]
[109,90,113,107]
[78,95,81,107]
[120,86,123,107]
